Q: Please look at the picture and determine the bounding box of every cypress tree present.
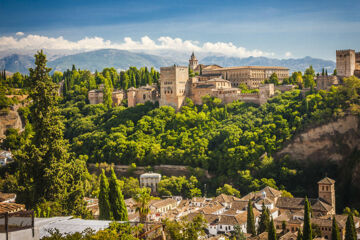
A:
[331,217,341,240]
[247,200,256,236]
[15,50,88,215]
[297,229,303,240]
[108,168,128,221]
[103,78,113,109]
[303,197,313,240]
[258,203,270,234]
[98,169,112,220]
[268,218,277,240]
[345,213,356,240]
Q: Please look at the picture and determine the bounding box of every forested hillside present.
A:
[56,73,360,210]
[2,62,360,211]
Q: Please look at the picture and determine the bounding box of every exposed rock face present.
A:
[277,115,360,162]
[0,106,24,139]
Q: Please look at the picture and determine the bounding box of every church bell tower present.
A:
[189,52,198,71]
[318,177,336,214]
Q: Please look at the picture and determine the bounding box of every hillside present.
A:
[48,49,178,72]
[0,54,34,74]
[201,55,336,73]
[1,49,336,75]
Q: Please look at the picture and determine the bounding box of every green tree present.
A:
[345,213,356,240]
[268,218,277,240]
[103,78,113,109]
[108,168,128,221]
[268,73,279,85]
[133,187,154,223]
[258,203,270,234]
[15,50,88,216]
[216,184,241,197]
[331,217,341,240]
[303,197,313,240]
[98,169,112,220]
[247,200,256,236]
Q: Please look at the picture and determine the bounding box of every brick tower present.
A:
[318,177,336,214]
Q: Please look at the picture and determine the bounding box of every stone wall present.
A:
[88,164,212,179]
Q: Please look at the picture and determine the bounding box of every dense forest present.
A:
[1,59,360,213]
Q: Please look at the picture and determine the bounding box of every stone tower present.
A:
[189,52,198,71]
[318,177,336,214]
[159,65,189,110]
[336,50,355,77]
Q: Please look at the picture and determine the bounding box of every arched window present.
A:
[143,94,146,100]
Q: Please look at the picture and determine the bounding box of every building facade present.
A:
[139,172,162,193]
[202,65,289,89]
[159,65,189,110]
[88,84,124,106]
[127,85,158,107]
[336,49,360,78]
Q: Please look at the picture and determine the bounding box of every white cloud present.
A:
[0,34,273,58]
[15,32,24,36]
[285,51,292,58]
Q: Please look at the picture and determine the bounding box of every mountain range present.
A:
[0,49,335,75]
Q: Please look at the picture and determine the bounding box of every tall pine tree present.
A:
[268,218,277,240]
[98,169,112,220]
[108,168,128,221]
[247,200,256,236]
[345,213,356,240]
[303,197,313,240]
[331,217,341,240]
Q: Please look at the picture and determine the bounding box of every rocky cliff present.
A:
[277,114,360,162]
[0,105,24,139]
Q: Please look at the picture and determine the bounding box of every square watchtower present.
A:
[336,49,355,77]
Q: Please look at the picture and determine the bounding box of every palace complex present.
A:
[88,49,360,109]
[127,53,282,109]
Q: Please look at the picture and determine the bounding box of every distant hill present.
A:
[47,49,179,72]
[0,49,336,75]
[200,55,336,73]
[0,54,34,74]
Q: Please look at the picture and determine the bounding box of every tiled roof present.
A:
[212,194,241,204]
[207,78,230,83]
[317,177,335,184]
[0,202,25,214]
[0,192,16,202]
[191,197,206,203]
[248,231,268,240]
[276,197,332,213]
[241,186,281,202]
[280,231,298,240]
[198,203,225,214]
[211,66,289,71]
[150,198,177,209]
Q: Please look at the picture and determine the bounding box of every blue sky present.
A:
[0,0,359,60]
